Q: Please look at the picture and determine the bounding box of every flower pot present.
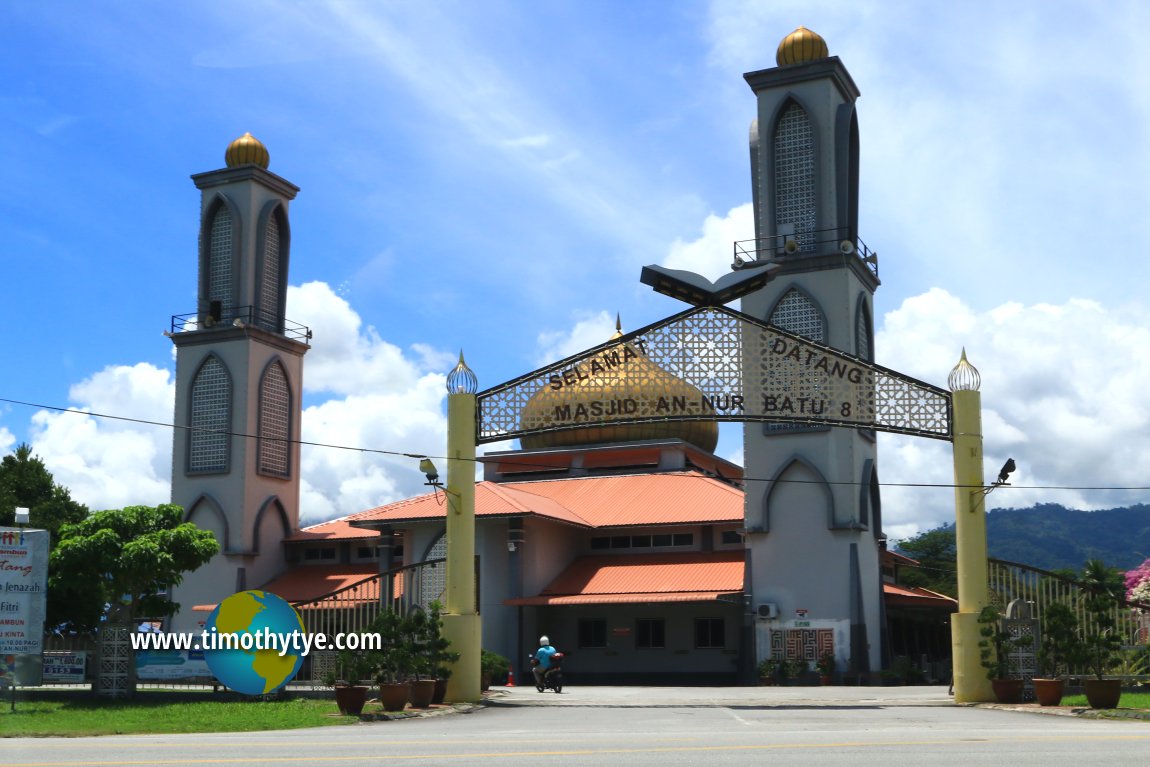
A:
[1084,678,1122,709]
[1032,678,1064,707]
[409,678,436,708]
[819,675,833,686]
[334,684,368,716]
[432,678,448,705]
[991,678,1024,704]
[378,682,411,712]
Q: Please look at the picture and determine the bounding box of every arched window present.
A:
[258,361,291,477]
[259,212,281,331]
[855,296,873,362]
[768,288,826,433]
[773,101,816,252]
[769,287,825,342]
[207,204,234,318]
[189,356,231,473]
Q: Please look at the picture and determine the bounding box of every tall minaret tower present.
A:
[169,134,309,631]
[740,29,884,673]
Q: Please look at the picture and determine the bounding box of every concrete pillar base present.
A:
[442,612,482,702]
[951,611,993,702]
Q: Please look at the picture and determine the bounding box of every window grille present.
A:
[207,206,233,316]
[768,289,825,433]
[258,362,291,477]
[856,300,872,362]
[260,213,281,331]
[190,356,230,472]
[773,102,816,252]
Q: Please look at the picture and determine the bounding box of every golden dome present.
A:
[776,26,829,67]
[520,318,719,453]
[225,132,270,169]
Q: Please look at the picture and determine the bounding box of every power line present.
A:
[2,395,1148,493]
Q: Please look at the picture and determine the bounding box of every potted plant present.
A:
[977,604,1032,703]
[756,657,781,685]
[370,610,416,712]
[816,651,835,685]
[1079,559,1125,709]
[782,658,809,686]
[1034,601,1080,706]
[324,648,376,716]
[480,649,510,692]
[420,601,458,704]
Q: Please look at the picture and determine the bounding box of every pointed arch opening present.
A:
[256,201,291,333]
[762,456,835,532]
[200,194,241,322]
[188,354,232,474]
[854,293,873,362]
[772,99,817,253]
[185,494,230,551]
[252,497,292,554]
[257,358,292,478]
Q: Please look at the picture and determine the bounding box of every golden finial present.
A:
[776,26,829,67]
[947,348,981,392]
[225,132,270,169]
[612,313,623,339]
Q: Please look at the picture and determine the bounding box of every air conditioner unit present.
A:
[757,602,779,619]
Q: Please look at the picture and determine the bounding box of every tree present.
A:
[0,443,88,540]
[48,503,219,633]
[894,526,958,597]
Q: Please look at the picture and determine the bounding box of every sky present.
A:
[2,0,1148,543]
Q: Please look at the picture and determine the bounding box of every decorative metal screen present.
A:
[767,289,825,433]
[208,205,233,315]
[856,300,872,362]
[419,535,448,612]
[477,305,952,443]
[773,102,816,253]
[260,212,281,331]
[190,356,231,473]
[258,361,290,477]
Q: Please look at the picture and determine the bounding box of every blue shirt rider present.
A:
[533,635,557,687]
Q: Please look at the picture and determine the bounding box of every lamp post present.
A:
[948,349,994,703]
[442,352,481,702]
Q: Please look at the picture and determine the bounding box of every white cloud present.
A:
[29,363,174,511]
[534,310,620,367]
[663,203,754,278]
[0,425,16,456]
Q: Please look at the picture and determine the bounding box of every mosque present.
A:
[167,27,955,685]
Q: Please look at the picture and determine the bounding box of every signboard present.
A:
[478,305,951,444]
[43,651,87,683]
[0,527,49,686]
[136,649,213,681]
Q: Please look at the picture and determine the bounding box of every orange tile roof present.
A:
[289,516,381,542]
[507,551,745,606]
[259,564,382,604]
[349,472,741,529]
[882,582,957,609]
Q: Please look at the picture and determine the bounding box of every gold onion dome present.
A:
[776,26,829,67]
[225,132,270,169]
[520,316,719,453]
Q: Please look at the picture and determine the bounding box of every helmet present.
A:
[539,635,549,646]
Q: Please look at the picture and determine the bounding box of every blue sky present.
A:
[2,1,1148,540]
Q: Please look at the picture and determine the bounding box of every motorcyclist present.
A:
[532,635,558,688]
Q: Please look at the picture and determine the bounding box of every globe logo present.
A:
[202,590,306,695]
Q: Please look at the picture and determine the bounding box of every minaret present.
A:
[168,134,309,631]
[740,28,884,673]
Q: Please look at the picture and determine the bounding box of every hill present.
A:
[981,503,1150,572]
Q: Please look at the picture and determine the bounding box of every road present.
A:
[6,686,1150,766]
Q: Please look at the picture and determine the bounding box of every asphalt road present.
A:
[6,686,1150,766]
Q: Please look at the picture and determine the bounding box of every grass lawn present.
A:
[0,692,358,737]
[1061,691,1150,709]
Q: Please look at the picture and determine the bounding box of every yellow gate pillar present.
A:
[442,353,481,702]
[948,350,993,703]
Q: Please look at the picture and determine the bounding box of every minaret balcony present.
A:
[733,227,878,279]
[170,304,311,343]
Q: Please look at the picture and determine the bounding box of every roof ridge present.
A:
[488,482,595,526]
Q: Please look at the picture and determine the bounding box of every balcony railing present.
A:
[733,227,878,279]
[170,304,311,343]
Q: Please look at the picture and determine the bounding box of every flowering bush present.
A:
[1125,558,1150,602]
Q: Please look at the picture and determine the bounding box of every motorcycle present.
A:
[529,651,564,693]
